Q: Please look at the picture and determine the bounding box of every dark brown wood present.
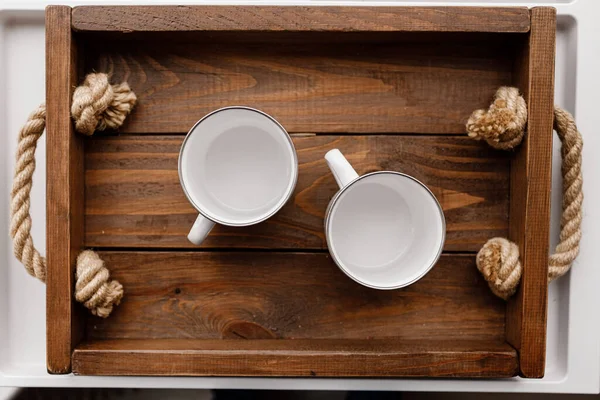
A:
[72,6,530,33]
[46,5,83,375]
[72,339,518,377]
[506,7,555,378]
[44,5,556,379]
[84,252,505,342]
[84,135,510,251]
[83,36,516,134]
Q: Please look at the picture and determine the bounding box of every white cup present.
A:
[324,149,445,290]
[179,107,298,245]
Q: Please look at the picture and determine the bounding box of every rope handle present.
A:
[10,79,581,306]
[10,73,136,317]
[466,87,583,299]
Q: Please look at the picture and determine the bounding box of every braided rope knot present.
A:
[71,73,137,136]
[75,251,124,318]
[467,88,583,300]
[10,73,135,317]
[466,87,527,150]
[476,238,522,300]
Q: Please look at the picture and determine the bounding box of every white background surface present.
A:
[0,0,599,393]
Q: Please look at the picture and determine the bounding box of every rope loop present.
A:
[467,88,583,299]
[10,73,135,317]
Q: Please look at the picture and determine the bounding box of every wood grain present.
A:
[71,6,530,33]
[44,5,555,379]
[83,37,515,134]
[506,7,555,378]
[84,252,506,342]
[84,135,510,251]
[72,339,518,377]
[46,5,83,375]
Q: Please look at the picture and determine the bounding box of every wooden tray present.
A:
[45,5,555,378]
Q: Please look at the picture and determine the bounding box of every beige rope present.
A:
[75,251,124,318]
[71,73,137,136]
[10,72,136,317]
[467,87,583,300]
[549,107,584,281]
[466,87,528,150]
[476,238,522,300]
[10,105,47,281]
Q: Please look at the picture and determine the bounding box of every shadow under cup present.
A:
[326,172,446,290]
[179,107,298,226]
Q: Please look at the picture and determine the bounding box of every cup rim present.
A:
[324,170,446,290]
[178,106,299,227]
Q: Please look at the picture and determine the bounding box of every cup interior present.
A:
[326,172,445,289]
[179,107,297,226]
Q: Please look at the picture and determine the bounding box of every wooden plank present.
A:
[72,339,518,377]
[46,5,83,375]
[84,135,510,251]
[72,6,530,33]
[84,252,505,342]
[506,7,555,378]
[83,37,516,134]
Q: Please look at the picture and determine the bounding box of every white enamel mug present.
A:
[179,107,298,245]
[324,149,446,290]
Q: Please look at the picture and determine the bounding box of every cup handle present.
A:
[325,149,359,189]
[188,214,216,245]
